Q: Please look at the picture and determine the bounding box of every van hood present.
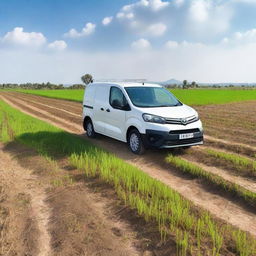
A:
[140,104,196,119]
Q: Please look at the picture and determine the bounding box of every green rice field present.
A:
[13,88,256,105]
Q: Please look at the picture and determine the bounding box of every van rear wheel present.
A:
[85,120,96,138]
[128,129,145,155]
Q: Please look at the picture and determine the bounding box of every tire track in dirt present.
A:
[1,92,256,237]
[9,95,82,126]
[204,129,256,146]
[181,154,256,193]
[206,125,256,140]
[0,143,51,256]
[5,91,82,113]
[201,145,256,162]
[17,96,81,117]
[0,143,144,256]
[205,135,256,156]
[1,95,82,133]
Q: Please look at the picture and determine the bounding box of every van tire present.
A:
[85,120,96,138]
[128,129,145,155]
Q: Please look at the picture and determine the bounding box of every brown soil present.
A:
[0,141,177,256]
[190,146,256,178]
[0,143,50,256]
[181,151,256,193]
[204,136,256,158]
[196,101,256,146]
[1,91,256,238]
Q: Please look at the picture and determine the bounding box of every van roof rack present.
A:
[95,79,147,83]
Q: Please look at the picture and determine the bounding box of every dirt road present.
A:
[1,141,165,255]
[1,91,256,238]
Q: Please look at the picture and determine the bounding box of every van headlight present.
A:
[194,111,199,120]
[142,114,166,124]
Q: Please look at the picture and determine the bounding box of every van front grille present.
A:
[165,115,198,125]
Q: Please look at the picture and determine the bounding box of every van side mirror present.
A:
[122,104,131,111]
[112,100,130,111]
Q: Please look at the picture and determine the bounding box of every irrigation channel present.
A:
[1,91,256,237]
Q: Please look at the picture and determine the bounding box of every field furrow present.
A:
[197,146,256,173]
[0,95,82,133]
[197,101,256,146]
[181,153,256,194]
[1,91,256,239]
[4,91,82,113]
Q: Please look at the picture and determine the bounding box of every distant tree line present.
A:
[165,80,199,89]
[182,80,199,89]
[1,73,255,90]
[165,80,256,89]
[0,82,85,90]
[0,73,94,90]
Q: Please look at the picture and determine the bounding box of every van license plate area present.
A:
[179,133,194,140]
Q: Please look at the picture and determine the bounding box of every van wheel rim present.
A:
[87,123,93,136]
[130,133,139,152]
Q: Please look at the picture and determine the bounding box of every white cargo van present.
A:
[82,82,203,154]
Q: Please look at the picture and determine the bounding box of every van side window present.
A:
[110,87,129,110]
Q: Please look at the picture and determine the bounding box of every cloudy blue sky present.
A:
[1,0,256,83]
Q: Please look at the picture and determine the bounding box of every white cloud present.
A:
[131,38,151,50]
[175,0,184,7]
[64,22,96,38]
[122,0,169,13]
[146,23,167,36]
[165,40,205,49]
[221,28,256,45]
[187,0,233,36]
[111,0,235,40]
[149,0,170,11]
[116,12,134,19]
[48,40,67,51]
[189,0,209,22]
[113,0,170,37]
[116,12,124,18]
[102,16,113,26]
[234,29,256,42]
[2,42,256,84]
[165,40,179,49]
[2,27,46,47]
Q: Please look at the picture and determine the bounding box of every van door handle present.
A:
[106,109,110,112]
[100,108,104,111]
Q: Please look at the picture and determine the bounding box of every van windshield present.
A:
[125,87,182,108]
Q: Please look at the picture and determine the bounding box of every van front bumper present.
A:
[142,129,203,149]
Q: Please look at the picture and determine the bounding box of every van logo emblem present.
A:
[181,118,187,125]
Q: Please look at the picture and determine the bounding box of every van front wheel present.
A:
[128,129,145,155]
[85,120,96,138]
